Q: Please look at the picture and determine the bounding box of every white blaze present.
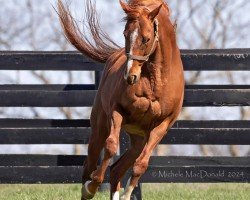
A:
[124,28,138,79]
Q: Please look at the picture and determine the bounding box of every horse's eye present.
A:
[142,37,150,44]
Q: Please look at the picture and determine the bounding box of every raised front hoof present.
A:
[81,181,95,200]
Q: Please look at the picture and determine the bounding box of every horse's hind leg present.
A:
[84,109,123,198]
[81,110,109,199]
[110,134,145,200]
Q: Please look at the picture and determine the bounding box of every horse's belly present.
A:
[122,124,146,137]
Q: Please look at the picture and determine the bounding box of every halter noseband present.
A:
[126,20,159,62]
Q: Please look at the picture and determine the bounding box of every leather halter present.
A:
[126,20,159,62]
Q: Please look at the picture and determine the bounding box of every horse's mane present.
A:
[57,0,121,63]
[128,0,168,8]
[125,0,170,18]
[128,0,164,5]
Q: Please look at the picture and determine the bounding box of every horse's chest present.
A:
[121,80,162,117]
[129,97,161,117]
[119,80,165,135]
[121,95,162,134]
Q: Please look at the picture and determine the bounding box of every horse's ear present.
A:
[148,4,163,21]
[119,0,130,13]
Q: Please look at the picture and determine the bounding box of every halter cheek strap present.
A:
[127,20,159,62]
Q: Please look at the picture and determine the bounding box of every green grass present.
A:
[0,183,249,200]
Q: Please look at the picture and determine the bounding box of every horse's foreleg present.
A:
[85,109,123,198]
[120,121,171,200]
[110,134,145,200]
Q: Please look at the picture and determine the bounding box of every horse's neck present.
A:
[153,14,177,75]
[146,14,177,96]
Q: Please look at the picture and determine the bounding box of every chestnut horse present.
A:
[58,0,184,199]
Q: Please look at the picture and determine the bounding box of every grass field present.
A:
[0,183,249,200]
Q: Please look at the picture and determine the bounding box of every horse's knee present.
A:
[105,137,118,157]
[133,160,149,177]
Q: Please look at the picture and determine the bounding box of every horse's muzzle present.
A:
[126,75,138,85]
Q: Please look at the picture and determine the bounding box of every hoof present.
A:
[81,181,95,200]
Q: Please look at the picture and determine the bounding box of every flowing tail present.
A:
[57,0,121,63]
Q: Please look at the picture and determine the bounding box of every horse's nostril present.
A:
[127,75,137,85]
[131,75,137,82]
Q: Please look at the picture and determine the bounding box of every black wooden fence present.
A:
[0,49,250,199]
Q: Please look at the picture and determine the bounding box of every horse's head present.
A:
[120,0,162,85]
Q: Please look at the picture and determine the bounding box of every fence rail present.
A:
[0,126,249,145]
[0,87,249,107]
[0,156,249,184]
[1,49,250,71]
